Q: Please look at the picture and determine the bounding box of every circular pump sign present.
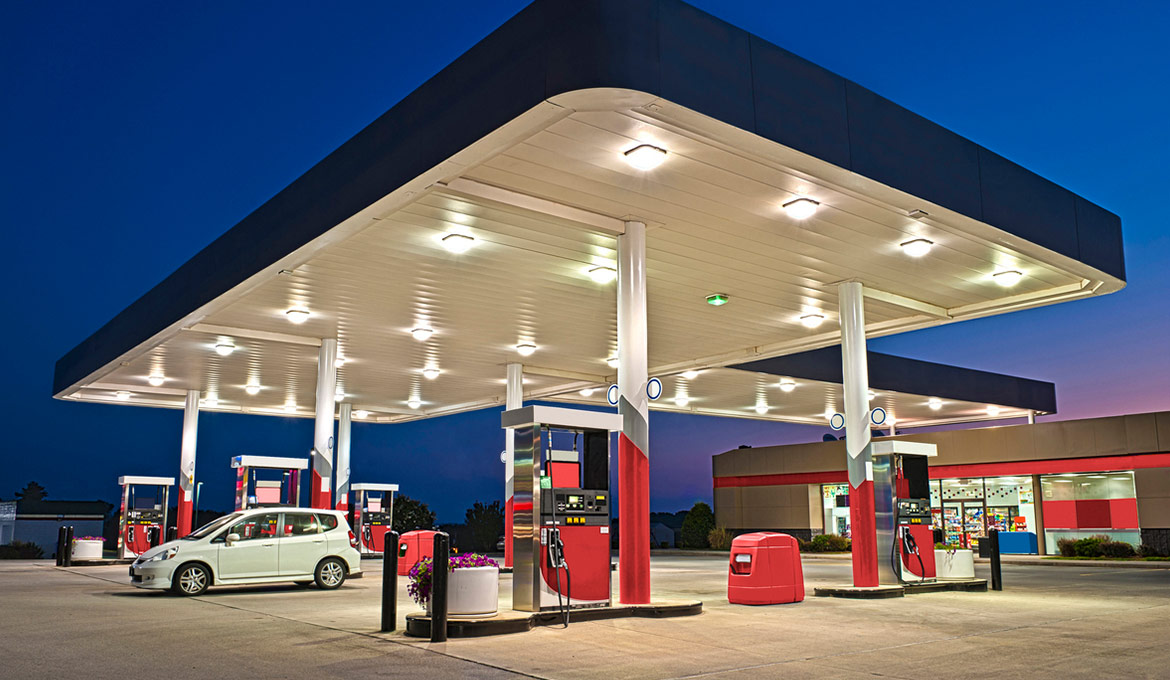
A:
[646,377,663,400]
[829,413,846,430]
[607,384,620,406]
[870,407,887,426]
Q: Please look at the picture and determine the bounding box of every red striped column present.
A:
[176,389,199,537]
[840,281,878,587]
[618,220,651,604]
[311,339,338,509]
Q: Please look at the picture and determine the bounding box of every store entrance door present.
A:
[942,501,985,549]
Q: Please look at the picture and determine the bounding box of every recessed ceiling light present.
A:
[706,293,729,307]
[588,266,617,284]
[202,396,219,407]
[674,397,690,407]
[334,356,347,368]
[579,388,595,397]
[285,308,310,324]
[410,327,434,342]
[115,391,131,401]
[422,368,441,380]
[824,409,836,420]
[245,384,261,396]
[215,342,236,356]
[800,313,825,329]
[868,390,877,401]
[441,233,475,254]
[147,374,165,387]
[779,380,796,393]
[606,357,619,369]
[515,343,537,357]
[354,410,369,419]
[754,404,769,415]
[623,144,667,171]
[900,238,934,257]
[928,397,942,410]
[407,399,422,409]
[986,405,1002,416]
[681,370,699,380]
[334,387,345,400]
[283,402,297,413]
[782,198,819,220]
[993,270,1023,287]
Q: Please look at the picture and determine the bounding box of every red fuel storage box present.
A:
[727,532,804,605]
[397,530,438,575]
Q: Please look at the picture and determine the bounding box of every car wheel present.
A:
[315,558,346,590]
[172,563,210,596]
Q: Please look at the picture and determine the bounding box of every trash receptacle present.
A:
[727,532,804,605]
[397,530,438,575]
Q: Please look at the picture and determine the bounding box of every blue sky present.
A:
[3,1,1167,522]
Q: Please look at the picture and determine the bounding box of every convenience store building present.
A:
[713,411,1170,555]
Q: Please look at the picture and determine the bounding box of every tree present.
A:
[680,501,715,549]
[15,482,46,502]
[391,494,436,534]
[464,500,504,553]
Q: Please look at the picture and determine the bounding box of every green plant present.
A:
[707,526,733,550]
[1071,534,1113,558]
[1056,537,1077,557]
[407,553,498,605]
[464,500,504,553]
[391,494,437,535]
[1139,543,1168,558]
[679,502,715,549]
[0,541,44,559]
[1099,541,1136,558]
[805,534,851,552]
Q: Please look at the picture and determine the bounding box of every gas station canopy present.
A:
[53,0,1123,430]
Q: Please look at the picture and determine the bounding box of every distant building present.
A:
[4,499,110,557]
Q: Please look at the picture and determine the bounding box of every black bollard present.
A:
[62,526,74,567]
[430,532,449,643]
[167,526,177,542]
[381,531,400,632]
[56,526,67,566]
[989,529,1003,591]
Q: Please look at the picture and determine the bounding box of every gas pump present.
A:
[503,405,619,619]
[351,483,398,555]
[116,476,174,559]
[230,456,309,510]
[872,441,938,585]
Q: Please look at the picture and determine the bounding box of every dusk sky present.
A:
[4,2,1168,523]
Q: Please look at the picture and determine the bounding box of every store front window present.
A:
[1039,472,1139,553]
[932,476,1037,552]
[821,484,850,537]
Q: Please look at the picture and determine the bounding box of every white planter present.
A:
[427,565,499,619]
[935,549,975,580]
[71,539,104,560]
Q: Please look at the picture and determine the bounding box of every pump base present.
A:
[403,599,702,638]
[814,579,987,599]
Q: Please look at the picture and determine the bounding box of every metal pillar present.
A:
[336,402,352,513]
[504,363,522,568]
[176,389,199,537]
[618,220,650,604]
[311,338,338,509]
[1027,410,1036,425]
[840,281,878,588]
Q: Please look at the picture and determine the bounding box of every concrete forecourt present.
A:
[4,555,1169,679]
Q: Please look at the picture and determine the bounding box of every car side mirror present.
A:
[225,533,241,546]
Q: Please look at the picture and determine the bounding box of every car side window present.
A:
[317,514,338,531]
[225,513,281,542]
[281,513,320,537]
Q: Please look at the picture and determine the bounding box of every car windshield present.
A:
[184,513,243,539]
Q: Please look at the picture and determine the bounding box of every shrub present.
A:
[805,534,851,553]
[707,527,733,551]
[1139,543,1167,558]
[1072,534,1113,558]
[1099,541,1136,558]
[1056,537,1077,557]
[0,541,44,559]
[679,502,715,549]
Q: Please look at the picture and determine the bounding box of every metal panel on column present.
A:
[618,220,650,604]
[504,363,522,569]
[336,402,352,513]
[311,338,338,509]
[176,389,199,537]
[840,281,878,588]
[511,423,540,612]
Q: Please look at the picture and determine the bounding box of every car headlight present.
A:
[145,547,179,562]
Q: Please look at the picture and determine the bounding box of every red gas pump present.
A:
[351,484,398,556]
[116,476,174,559]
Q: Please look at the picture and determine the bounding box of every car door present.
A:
[216,512,281,580]
[278,512,328,576]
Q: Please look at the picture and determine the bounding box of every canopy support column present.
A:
[618,220,650,604]
[176,389,199,537]
[311,338,338,509]
[504,362,523,568]
[840,281,878,587]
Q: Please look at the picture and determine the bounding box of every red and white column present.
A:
[618,220,651,604]
[335,402,352,514]
[311,338,338,509]
[176,389,199,537]
[840,281,878,587]
[504,362,522,568]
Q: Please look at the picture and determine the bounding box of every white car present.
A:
[130,507,361,596]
